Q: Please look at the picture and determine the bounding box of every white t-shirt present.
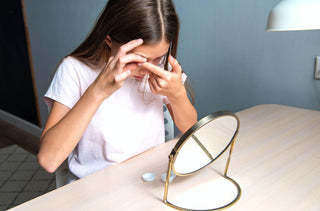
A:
[44,56,171,178]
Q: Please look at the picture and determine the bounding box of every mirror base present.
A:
[163,174,241,211]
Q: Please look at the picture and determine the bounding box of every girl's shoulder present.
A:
[61,56,88,69]
[58,56,97,75]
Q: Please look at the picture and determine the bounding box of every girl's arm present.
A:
[165,92,197,133]
[38,39,146,173]
[38,87,104,173]
[140,55,198,133]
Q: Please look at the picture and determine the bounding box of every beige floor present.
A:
[0,145,55,210]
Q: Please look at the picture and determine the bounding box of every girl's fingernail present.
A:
[137,55,147,61]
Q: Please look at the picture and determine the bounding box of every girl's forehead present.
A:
[131,40,170,59]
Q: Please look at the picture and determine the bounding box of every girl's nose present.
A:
[138,68,149,75]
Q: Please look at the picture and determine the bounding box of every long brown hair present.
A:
[70,0,194,103]
[70,0,178,67]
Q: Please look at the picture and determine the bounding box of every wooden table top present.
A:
[10,104,320,211]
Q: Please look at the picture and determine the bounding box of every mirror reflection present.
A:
[173,115,238,175]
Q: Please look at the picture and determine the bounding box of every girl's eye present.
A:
[154,58,161,63]
[153,56,164,65]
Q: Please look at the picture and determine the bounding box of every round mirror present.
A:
[163,111,241,211]
[172,111,239,175]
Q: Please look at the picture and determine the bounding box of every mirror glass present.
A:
[173,114,238,175]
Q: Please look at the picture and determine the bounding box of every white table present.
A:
[10,104,320,211]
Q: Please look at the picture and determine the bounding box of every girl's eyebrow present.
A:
[134,52,167,60]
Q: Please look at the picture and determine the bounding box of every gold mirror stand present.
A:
[163,138,242,210]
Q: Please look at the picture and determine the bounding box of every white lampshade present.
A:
[266,0,320,31]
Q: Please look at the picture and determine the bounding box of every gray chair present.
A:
[163,105,174,142]
[55,160,70,188]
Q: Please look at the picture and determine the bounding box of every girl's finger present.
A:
[115,53,146,72]
[115,39,143,59]
[148,73,167,90]
[124,63,139,71]
[140,62,167,78]
[148,75,157,93]
[102,56,114,73]
[119,53,147,64]
[148,74,159,88]
[168,55,182,74]
[115,70,131,82]
[113,39,144,73]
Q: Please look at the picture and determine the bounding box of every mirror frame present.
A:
[163,111,241,210]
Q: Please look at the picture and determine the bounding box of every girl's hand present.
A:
[140,55,186,103]
[91,39,147,100]
[140,55,197,133]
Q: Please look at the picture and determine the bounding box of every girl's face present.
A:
[130,39,170,79]
[110,39,170,80]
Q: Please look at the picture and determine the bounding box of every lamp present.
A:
[266,0,320,31]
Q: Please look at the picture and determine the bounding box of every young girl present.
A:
[38,0,197,183]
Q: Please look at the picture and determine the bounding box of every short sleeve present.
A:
[44,58,81,109]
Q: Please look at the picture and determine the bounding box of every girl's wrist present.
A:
[167,86,188,105]
[86,84,110,105]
